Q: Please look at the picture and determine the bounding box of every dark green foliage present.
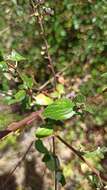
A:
[35,139,48,153]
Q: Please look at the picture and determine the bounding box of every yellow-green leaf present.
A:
[35,127,54,138]
[35,93,53,105]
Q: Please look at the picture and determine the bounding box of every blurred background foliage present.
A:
[0,0,107,189]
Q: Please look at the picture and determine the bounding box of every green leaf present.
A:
[56,84,65,95]
[42,153,51,162]
[56,171,66,186]
[35,127,54,138]
[21,74,33,89]
[14,90,26,102]
[50,84,65,98]
[50,91,59,98]
[42,154,60,172]
[7,50,26,61]
[35,139,48,154]
[98,85,107,93]
[0,61,8,71]
[74,93,86,103]
[43,98,76,120]
[101,72,107,78]
[84,147,107,160]
[84,104,96,114]
[35,93,53,105]
[42,153,55,171]
[7,98,18,105]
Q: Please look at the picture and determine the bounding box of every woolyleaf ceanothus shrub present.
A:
[0,0,107,189]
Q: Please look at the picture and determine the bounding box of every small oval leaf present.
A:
[35,127,53,138]
[35,139,48,154]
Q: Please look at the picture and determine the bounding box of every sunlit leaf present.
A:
[8,99,18,105]
[35,127,53,138]
[6,50,26,62]
[101,72,107,78]
[50,91,60,98]
[14,90,26,102]
[0,61,8,71]
[35,93,53,105]
[56,84,65,95]
[21,74,33,89]
[43,99,76,120]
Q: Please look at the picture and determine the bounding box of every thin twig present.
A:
[2,141,34,190]
[56,135,104,186]
[38,63,72,91]
[52,136,57,190]
[30,0,57,88]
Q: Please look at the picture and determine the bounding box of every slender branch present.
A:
[2,141,33,189]
[56,135,104,186]
[0,110,42,140]
[52,136,57,190]
[38,65,69,91]
[30,0,57,88]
